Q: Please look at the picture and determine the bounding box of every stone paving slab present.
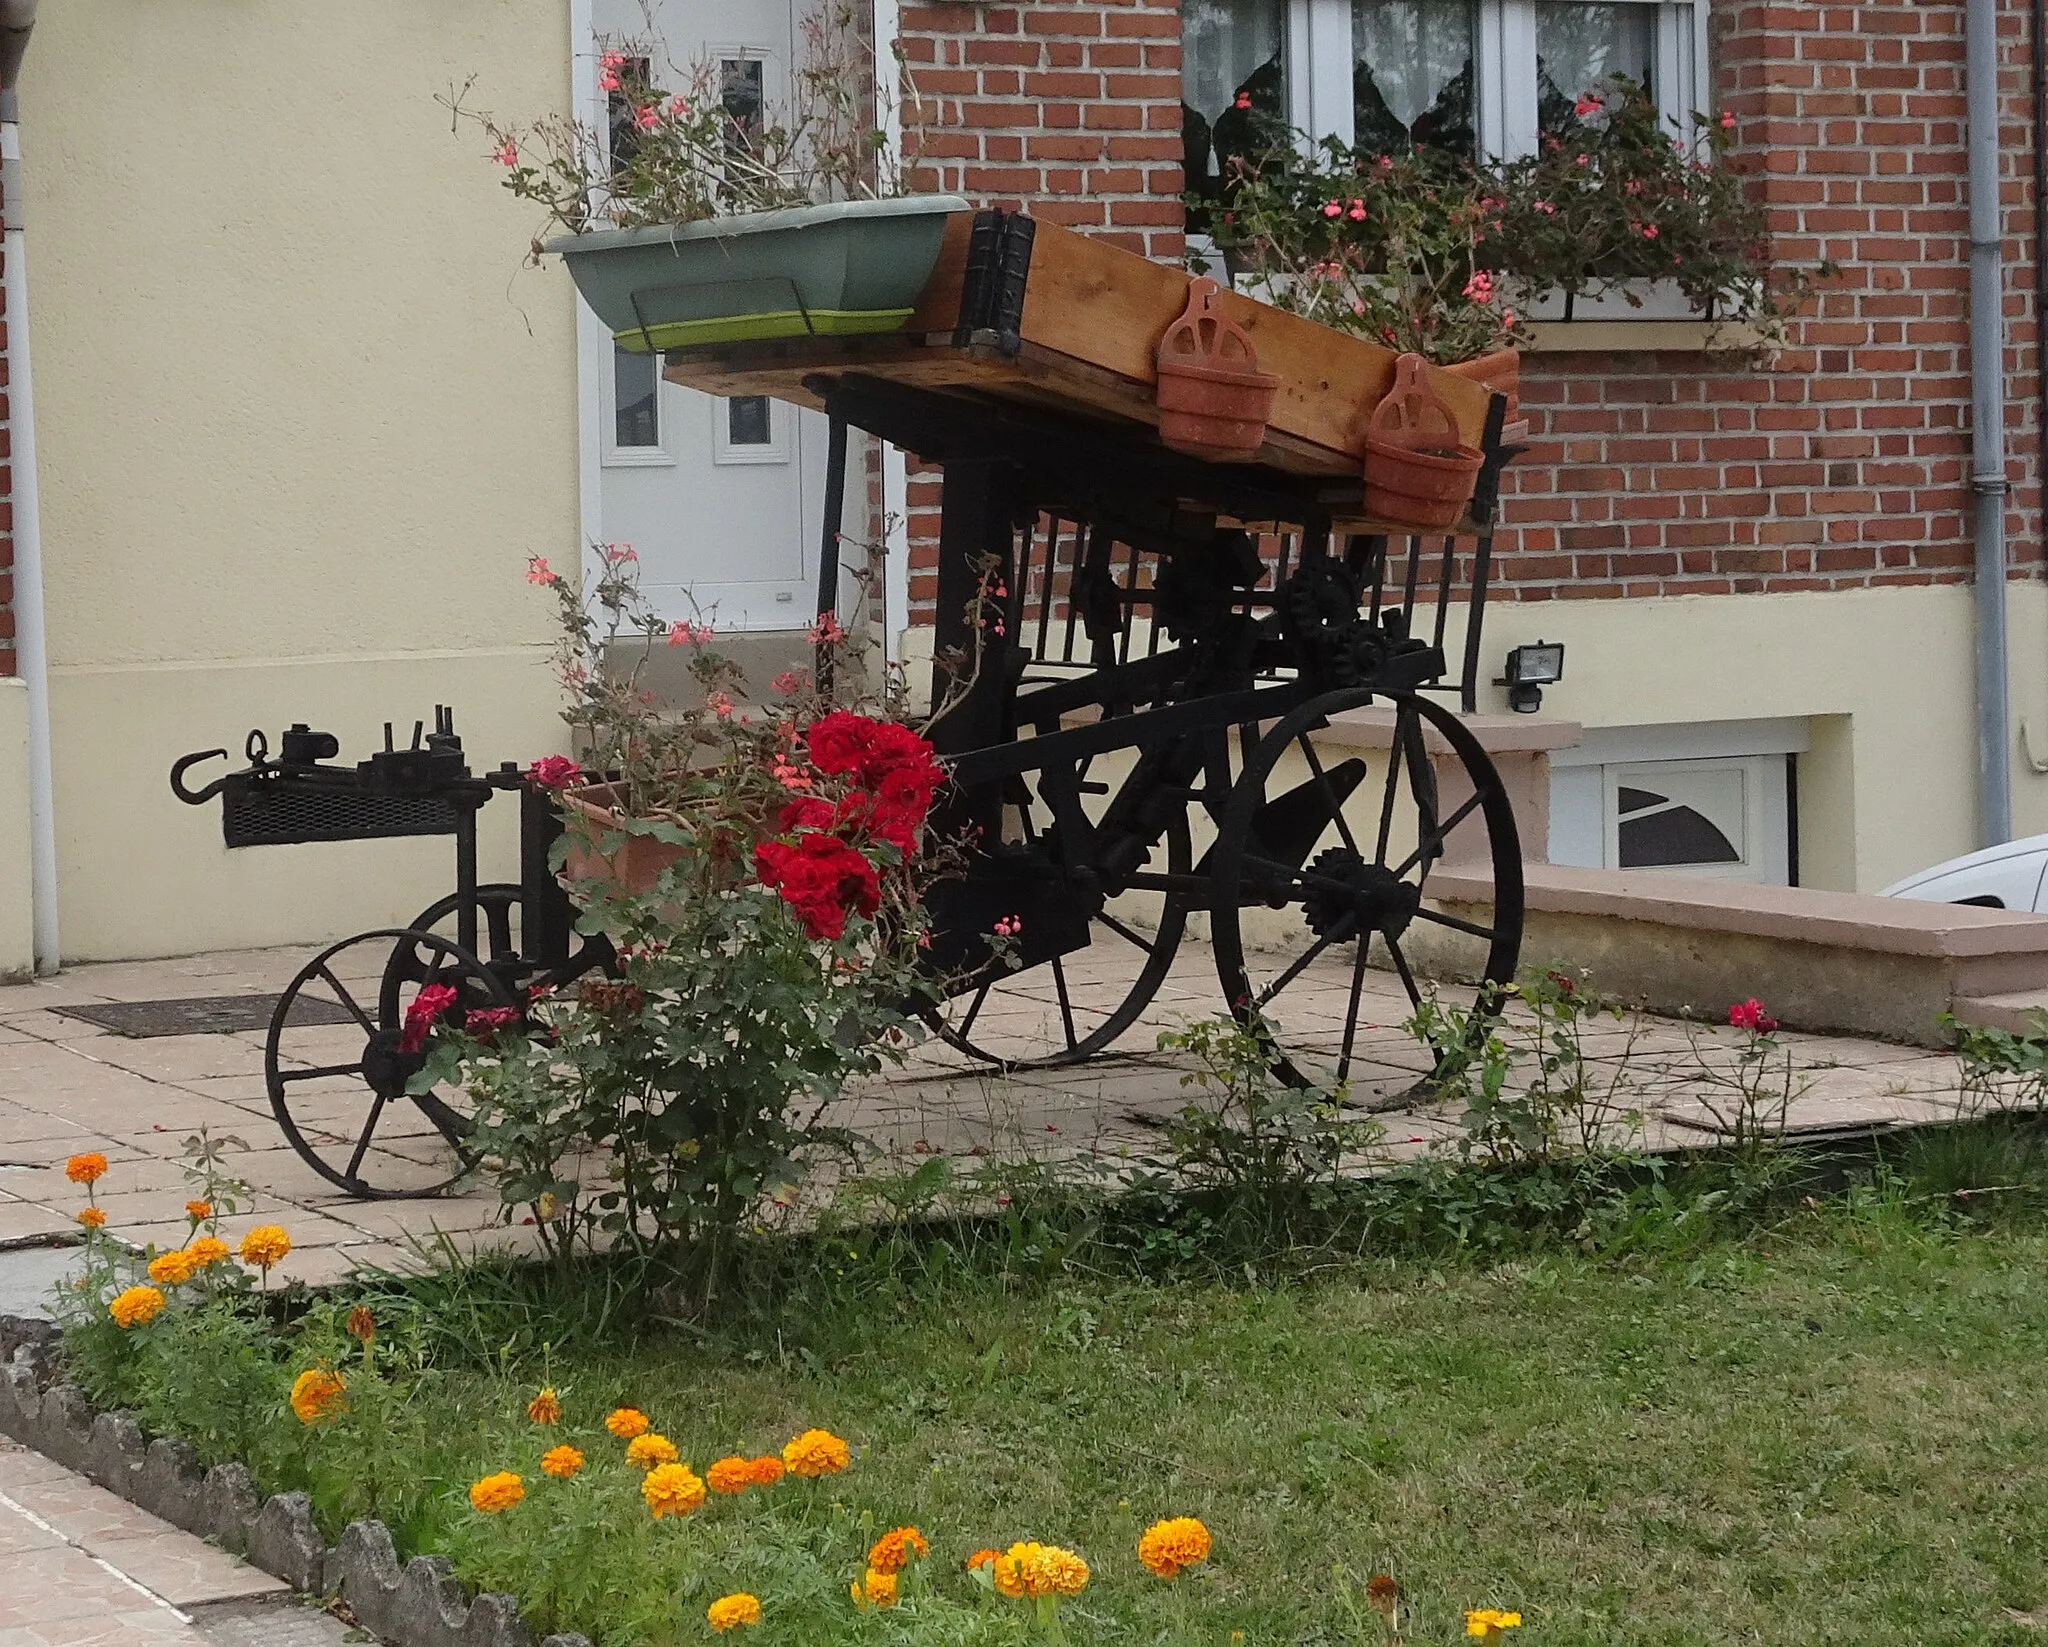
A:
[0,1437,293,1647]
[0,941,1987,1296]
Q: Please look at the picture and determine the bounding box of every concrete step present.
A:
[1950,989,2048,1038]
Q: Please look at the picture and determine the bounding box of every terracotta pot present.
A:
[558,783,685,896]
[1443,347,1520,426]
[1154,277,1279,461]
[1360,353,1486,531]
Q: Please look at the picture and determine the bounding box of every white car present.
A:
[1881,835,2048,912]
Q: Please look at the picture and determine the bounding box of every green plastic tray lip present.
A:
[543,194,973,258]
[612,306,917,352]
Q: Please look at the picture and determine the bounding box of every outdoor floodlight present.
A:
[1500,641,1565,714]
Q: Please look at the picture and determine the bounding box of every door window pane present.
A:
[1536,2,1656,144]
[614,345,659,448]
[1615,769,1744,869]
[1181,0,1287,225]
[1352,0,1478,158]
[727,395,773,446]
[721,58,767,158]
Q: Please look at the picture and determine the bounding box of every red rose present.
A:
[1728,997,1779,1035]
[399,983,459,1054]
[463,1006,521,1038]
[527,754,583,790]
[777,796,837,834]
[755,831,882,940]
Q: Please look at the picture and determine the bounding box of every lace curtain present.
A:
[1182,0,1287,212]
[1351,1,1477,157]
[1535,2,1657,141]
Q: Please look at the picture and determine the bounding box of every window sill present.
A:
[1523,319,1767,354]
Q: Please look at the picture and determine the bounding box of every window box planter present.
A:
[548,194,971,354]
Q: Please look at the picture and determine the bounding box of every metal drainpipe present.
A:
[1969,0,2014,846]
[0,0,52,970]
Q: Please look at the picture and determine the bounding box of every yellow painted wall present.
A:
[19,0,578,960]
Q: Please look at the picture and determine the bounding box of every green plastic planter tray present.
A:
[548,195,970,354]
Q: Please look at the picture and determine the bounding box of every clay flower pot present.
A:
[1443,347,1521,429]
[558,782,685,896]
[1154,277,1279,462]
[1360,353,1487,531]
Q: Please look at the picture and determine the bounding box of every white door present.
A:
[590,0,828,631]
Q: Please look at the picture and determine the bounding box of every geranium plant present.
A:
[1206,80,1816,363]
[410,549,942,1301]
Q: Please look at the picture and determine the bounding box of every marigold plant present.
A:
[469,1472,525,1514]
[75,1207,106,1230]
[184,1199,213,1223]
[1466,1609,1522,1640]
[867,1525,930,1574]
[107,1285,164,1329]
[706,1456,755,1495]
[186,1236,231,1268]
[539,1445,585,1480]
[706,1593,762,1632]
[851,1568,899,1609]
[1138,1516,1212,1579]
[782,1427,850,1478]
[604,1406,650,1439]
[746,1454,786,1487]
[992,1541,1090,1600]
[289,1368,348,1426]
[625,1433,679,1471]
[641,1461,706,1518]
[527,1387,562,1426]
[64,1153,108,1186]
[147,1249,200,1287]
[237,1225,291,1271]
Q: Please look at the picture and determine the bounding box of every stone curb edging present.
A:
[0,1316,594,1647]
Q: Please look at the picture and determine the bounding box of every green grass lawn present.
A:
[296,1201,2048,1645]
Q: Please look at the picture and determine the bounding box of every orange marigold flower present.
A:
[1465,1609,1522,1640]
[706,1456,754,1495]
[469,1472,524,1513]
[641,1461,705,1518]
[1137,1516,1212,1579]
[993,1542,1089,1599]
[867,1526,930,1575]
[540,1445,585,1479]
[237,1225,291,1270]
[75,1207,106,1230]
[186,1235,230,1268]
[706,1593,762,1631]
[747,1454,785,1487]
[289,1368,348,1426]
[185,1200,213,1223]
[781,1427,850,1477]
[967,1549,1001,1571]
[527,1387,562,1426]
[625,1433,679,1471]
[64,1153,108,1186]
[604,1406,650,1439]
[147,1249,200,1287]
[108,1285,164,1329]
[851,1569,899,1609]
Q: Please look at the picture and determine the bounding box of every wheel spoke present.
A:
[1373,714,1406,864]
[1253,914,1357,1009]
[344,1095,389,1180]
[1299,735,1360,856]
[956,981,992,1040]
[1391,791,1485,880]
[1382,931,1424,1010]
[485,898,516,961]
[1097,911,1156,954]
[315,966,378,1036]
[1337,937,1371,1084]
[1412,905,1498,941]
[279,1061,368,1084]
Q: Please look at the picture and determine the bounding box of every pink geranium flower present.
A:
[526,556,556,586]
[493,140,519,168]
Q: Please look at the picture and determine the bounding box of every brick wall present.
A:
[1488,0,2043,600]
[891,0,2044,617]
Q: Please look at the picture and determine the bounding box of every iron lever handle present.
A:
[169,749,230,805]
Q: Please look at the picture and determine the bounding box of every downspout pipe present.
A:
[1968,0,2013,847]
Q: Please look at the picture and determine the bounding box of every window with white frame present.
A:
[1183,0,1708,193]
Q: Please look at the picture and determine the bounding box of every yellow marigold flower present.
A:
[540,1445,584,1480]
[526,1387,562,1426]
[867,1526,930,1575]
[604,1406,650,1439]
[850,1569,899,1609]
[75,1207,106,1230]
[185,1200,213,1223]
[993,1542,1089,1599]
[1137,1516,1212,1579]
[747,1454,785,1487]
[781,1427,850,1477]
[237,1225,291,1271]
[641,1461,705,1518]
[468,1472,524,1514]
[187,1235,231,1268]
[966,1549,1001,1571]
[64,1153,108,1186]
[289,1368,348,1426]
[147,1249,201,1287]
[1465,1610,1523,1640]
[706,1593,762,1632]
[625,1433,679,1471]
[108,1285,165,1329]
[706,1456,754,1495]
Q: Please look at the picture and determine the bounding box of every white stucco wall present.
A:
[0,677,31,978]
[19,0,580,960]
